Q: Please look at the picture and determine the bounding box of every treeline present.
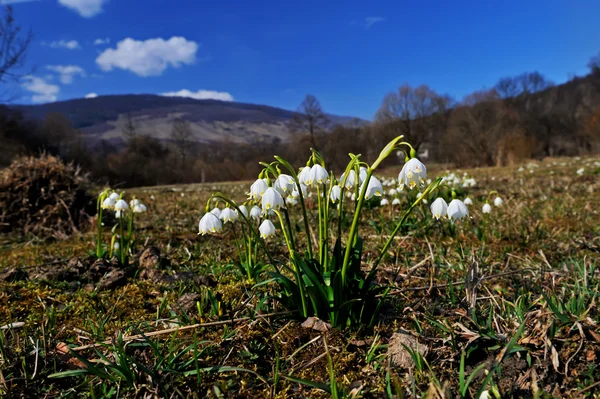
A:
[2,61,600,187]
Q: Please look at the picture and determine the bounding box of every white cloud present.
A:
[46,65,86,84]
[84,92,98,99]
[93,37,110,46]
[44,39,81,50]
[363,16,386,29]
[22,76,60,103]
[58,0,107,18]
[96,36,199,77]
[162,89,234,102]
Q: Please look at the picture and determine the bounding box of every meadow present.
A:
[1,145,599,398]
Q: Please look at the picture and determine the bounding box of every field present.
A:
[1,154,600,398]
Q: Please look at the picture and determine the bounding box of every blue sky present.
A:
[9,0,600,119]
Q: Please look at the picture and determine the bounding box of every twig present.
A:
[70,311,294,352]
[381,268,552,296]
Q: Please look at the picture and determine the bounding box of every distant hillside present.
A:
[14,95,364,147]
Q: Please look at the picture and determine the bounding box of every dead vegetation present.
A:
[0,153,94,239]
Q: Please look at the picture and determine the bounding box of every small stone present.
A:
[387,330,428,369]
[301,316,332,332]
[176,293,202,314]
[96,268,132,291]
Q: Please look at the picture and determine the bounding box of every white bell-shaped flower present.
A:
[114,199,129,212]
[298,166,311,185]
[392,198,401,206]
[274,174,295,195]
[290,183,307,199]
[113,241,120,251]
[102,197,116,209]
[210,207,221,217]
[133,204,147,213]
[330,185,342,203]
[389,188,397,196]
[398,158,427,189]
[109,192,120,201]
[447,199,469,220]
[359,166,368,184]
[482,203,492,213]
[364,176,383,199]
[115,210,123,219]
[380,198,389,206]
[307,164,329,186]
[430,198,448,220]
[238,205,249,218]
[249,179,269,201]
[130,198,141,208]
[340,170,357,190]
[464,197,473,206]
[220,208,238,223]
[199,213,223,235]
[286,196,298,206]
[494,197,503,207]
[249,205,262,221]
[261,187,284,213]
[259,219,276,239]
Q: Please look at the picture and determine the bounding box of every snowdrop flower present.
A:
[576,168,584,176]
[114,199,129,212]
[464,197,473,206]
[494,197,503,207]
[364,176,383,199]
[113,241,120,251]
[150,195,155,201]
[198,213,223,235]
[298,166,311,185]
[479,390,491,399]
[330,185,342,203]
[380,198,389,206]
[133,204,147,213]
[274,174,295,195]
[482,203,492,214]
[130,198,140,208]
[398,158,427,189]
[109,192,120,201]
[261,187,284,213]
[210,207,221,217]
[249,179,268,201]
[259,219,276,239]
[290,183,307,199]
[447,199,469,220]
[220,208,238,223]
[307,164,329,186]
[392,198,401,206]
[238,205,249,218]
[102,197,116,209]
[340,170,357,190]
[249,205,262,221]
[358,167,368,184]
[430,198,448,220]
[389,188,397,196]
[286,196,298,206]
[115,210,123,219]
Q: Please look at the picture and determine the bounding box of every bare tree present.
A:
[170,117,193,167]
[289,94,329,151]
[0,6,32,88]
[374,84,449,151]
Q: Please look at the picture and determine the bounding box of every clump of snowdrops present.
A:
[198,135,477,328]
[95,189,147,265]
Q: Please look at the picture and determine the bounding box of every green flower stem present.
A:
[96,197,103,258]
[275,210,308,317]
[119,217,125,265]
[341,168,373,286]
[366,177,443,282]
[316,184,324,267]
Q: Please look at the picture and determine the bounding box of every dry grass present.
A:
[0,156,599,398]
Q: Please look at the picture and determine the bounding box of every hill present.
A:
[14,95,364,147]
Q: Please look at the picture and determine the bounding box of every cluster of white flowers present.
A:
[101,192,147,218]
[429,197,469,221]
[440,171,477,188]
